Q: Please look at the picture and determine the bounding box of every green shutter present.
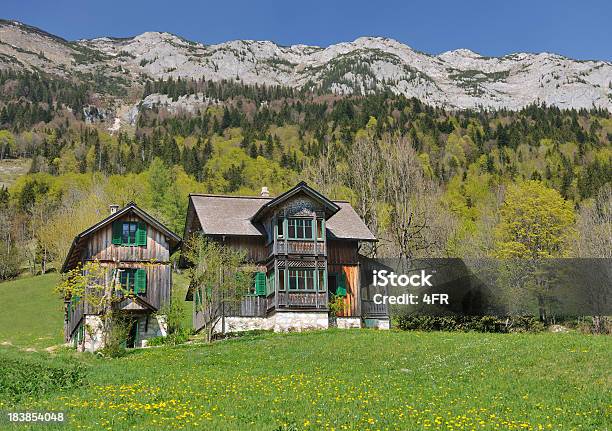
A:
[136,222,147,246]
[336,273,347,297]
[134,269,147,294]
[267,271,275,295]
[112,221,122,245]
[255,272,266,296]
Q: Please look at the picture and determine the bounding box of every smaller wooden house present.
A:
[61,202,181,351]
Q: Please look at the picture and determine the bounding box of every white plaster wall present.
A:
[337,317,361,329]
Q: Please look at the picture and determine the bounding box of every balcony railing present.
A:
[277,291,327,309]
[224,294,275,317]
[269,239,326,256]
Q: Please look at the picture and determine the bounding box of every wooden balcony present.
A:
[269,239,326,256]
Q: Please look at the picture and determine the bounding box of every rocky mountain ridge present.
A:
[1,19,611,112]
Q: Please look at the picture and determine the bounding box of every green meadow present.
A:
[0,276,610,431]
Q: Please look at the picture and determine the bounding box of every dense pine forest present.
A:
[0,72,611,279]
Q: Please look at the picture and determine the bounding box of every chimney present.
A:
[109,204,120,214]
[260,187,270,198]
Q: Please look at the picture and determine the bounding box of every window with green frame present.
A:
[288,218,313,239]
[317,269,326,291]
[279,268,326,291]
[317,219,325,240]
[267,270,275,295]
[119,268,147,294]
[112,221,147,246]
[288,269,316,291]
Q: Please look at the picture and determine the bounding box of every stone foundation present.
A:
[214,316,272,333]
[336,317,361,329]
[363,318,391,330]
[213,312,329,334]
[72,313,167,351]
[81,315,104,352]
[212,314,393,333]
[273,312,329,332]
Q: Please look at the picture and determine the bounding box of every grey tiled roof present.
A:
[327,201,377,241]
[190,194,376,241]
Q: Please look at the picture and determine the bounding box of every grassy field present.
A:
[0,273,63,349]
[0,331,610,430]
[0,275,609,430]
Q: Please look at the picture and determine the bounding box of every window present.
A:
[279,270,285,291]
[317,219,325,240]
[288,269,316,291]
[122,222,138,245]
[267,271,275,295]
[276,218,284,238]
[119,268,147,294]
[318,269,326,291]
[328,273,338,294]
[287,218,313,240]
[120,269,136,291]
[112,221,147,246]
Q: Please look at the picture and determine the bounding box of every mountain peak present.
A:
[0,21,610,112]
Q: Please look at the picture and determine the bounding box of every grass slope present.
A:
[1,330,610,430]
[0,273,62,349]
[0,272,192,349]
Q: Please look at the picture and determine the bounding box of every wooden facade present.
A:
[185,183,380,331]
[84,214,171,263]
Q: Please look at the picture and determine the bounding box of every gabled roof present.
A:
[61,202,182,273]
[187,183,376,241]
[251,181,340,222]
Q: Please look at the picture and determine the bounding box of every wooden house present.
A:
[183,182,389,333]
[61,202,181,351]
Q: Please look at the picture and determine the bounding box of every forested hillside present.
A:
[0,73,611,279]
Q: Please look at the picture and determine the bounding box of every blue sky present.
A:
[3,0,611,60]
